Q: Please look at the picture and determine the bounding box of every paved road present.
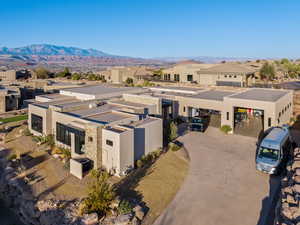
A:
[154,127,281,225]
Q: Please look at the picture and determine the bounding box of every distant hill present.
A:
[0,44,118,57]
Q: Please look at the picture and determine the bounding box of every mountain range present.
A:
[0,44,256,70]
[0,44,118,57]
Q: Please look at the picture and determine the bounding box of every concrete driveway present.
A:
[154,127,281,225]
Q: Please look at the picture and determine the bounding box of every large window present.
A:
[56,122,71,146]
[74,129,85,154]
[174,74,180,82]
[56,122,85,154]
[187,74,193,81]
[31,114,43,133]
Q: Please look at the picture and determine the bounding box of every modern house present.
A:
[27,84,293,177]
[27,85,162,178]
[0,86,21,113]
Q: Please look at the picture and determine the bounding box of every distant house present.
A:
[0,69,31,81]
[162,62,257,87]
[98,66,153,84]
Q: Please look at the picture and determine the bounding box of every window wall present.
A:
[31,114,43,133]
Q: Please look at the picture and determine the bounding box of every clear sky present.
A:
[0,0,300,58]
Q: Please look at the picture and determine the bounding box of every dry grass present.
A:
[137,150,189,225]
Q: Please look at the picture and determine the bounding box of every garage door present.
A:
[216,81,242,87]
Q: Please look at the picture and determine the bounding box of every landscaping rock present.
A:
[131,217,141,225]
[295,168,300,176]
[114,214,132,225]
[294,184,300,193]
[286,194,297,205]
[81,213,99,225]
[133,205,145,221]
[294,175,300,184]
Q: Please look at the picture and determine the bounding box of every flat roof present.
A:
[189,90,235,101]
[66,104,119,117]
[228,89,290,102]
[84,111,134,124]
[149,86,203,94]
[61,85,141,96]
[125,117,159,127]
[108,99,150,108]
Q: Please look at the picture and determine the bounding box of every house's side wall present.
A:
[28,104,51,136]
[102,129,121,174]
[175,96,225,117]
[0,95,6,113]
[0,70,16,81]
[134,118,163,160]
[85,124,103,169]
[274,91,293,126]
[122,94,162,115]
[119,129,134,174]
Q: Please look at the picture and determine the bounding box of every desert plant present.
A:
[60,148,71,160]
[118,200,133,214]
[259,62,276,81]
[136,159,143,168]
[44,135,55,147]
[80,170,115,217]
[168,121,178,142]
[220,125,232,134]
[169,142,181,151]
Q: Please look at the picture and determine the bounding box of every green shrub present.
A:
[220,125,232,134]
[80,170,115,217]
[60,148,71,160]
[32,135,42,143]
[118,200,133,214]
[44,135,55,147]
[169,142,181,151]
[136,159,143,168]
[167,121,178,142]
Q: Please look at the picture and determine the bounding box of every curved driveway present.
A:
[154,127,281,225]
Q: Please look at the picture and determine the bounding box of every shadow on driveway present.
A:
[256,175,281,225]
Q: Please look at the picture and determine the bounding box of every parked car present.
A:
[189,116,209,132]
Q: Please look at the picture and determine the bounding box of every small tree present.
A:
[81,170,115,217]
[259,62,276,81]
[35,67,50,79]
[57,67,71,78]
[71,73,81,80]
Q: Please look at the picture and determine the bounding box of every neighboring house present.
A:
[0,86,20,113]
[98,66,153,84]
[162,62,257,87]
[0,69,31,81]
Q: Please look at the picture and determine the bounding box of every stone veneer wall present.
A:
[275,147,300,224]
[84,124,103,169]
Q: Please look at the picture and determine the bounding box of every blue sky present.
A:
[0,0,300,58]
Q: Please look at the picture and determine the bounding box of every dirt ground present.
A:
[2,123,190,216]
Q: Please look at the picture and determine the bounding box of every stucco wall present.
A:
[28,104,52,136]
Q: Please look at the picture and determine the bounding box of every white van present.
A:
[256,126,292,175]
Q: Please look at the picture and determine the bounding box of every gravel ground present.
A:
[154,127,281,225]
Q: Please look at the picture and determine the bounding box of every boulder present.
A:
[81,213,99,225]
[283,186,293,195]
[296,170,300,177]
[294,184,300,193]
[133,205,145,221]
[110,196,121,209]
[286,194,297,205]
[131,217,141,225]
[294,175,300,184]
[114,214,132,225]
